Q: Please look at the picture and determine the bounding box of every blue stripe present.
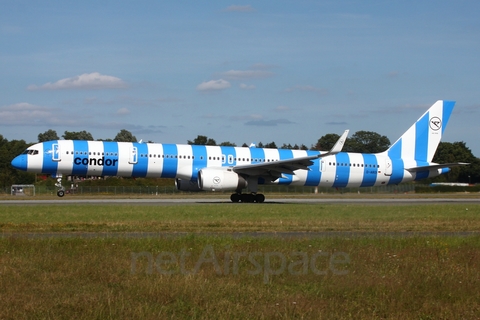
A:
[41,140,59,174]
[360,154,377,187]
[388,159,404,185]
[72,140,89,176]
[192,145,207,180]
[387,139,403,184]
[414,112,429,162]
[415,165,430,180]
[332,153,350,188]
[132,142,149,177]
[101,141,119,176]
[415,171,429,181]
[441,101,455,135]
[249,147,265,163]
[388,139,402,160]
[277,149,293,185]
[305,150,321,186]
[161,144,178,178]
[250,147,266,186]
[220,146,236,167]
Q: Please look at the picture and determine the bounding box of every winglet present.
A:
[330,130,349,154]
[318,129,349,158]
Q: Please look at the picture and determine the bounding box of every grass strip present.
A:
[0,235,479,319]
[1,203,479,233]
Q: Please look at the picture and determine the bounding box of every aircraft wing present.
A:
[233,130,349,179]
[405,162,469,172]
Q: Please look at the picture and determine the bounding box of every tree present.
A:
[219,141,236,147]
[314,133,340,151]
[299,144,308,151]
[38,129,59,142]
[344,131,390,153]
[0,135,35,187]
[430,141,480,183]
[188,135,216,146]
[62,130,94,140]
[263,142,277,149]
[114,129,137,142]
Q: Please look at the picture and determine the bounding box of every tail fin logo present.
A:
[429,117,442,131]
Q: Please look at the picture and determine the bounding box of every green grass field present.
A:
[1,203,480,233]
[1,202,479,318]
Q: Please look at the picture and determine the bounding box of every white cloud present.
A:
[196,79,231,91]
[27,72,127,90]
[0,103,57,125]
[275,105,290,112]
[223,5,255,12]
[240,83,255,90]
[116,107,130,115]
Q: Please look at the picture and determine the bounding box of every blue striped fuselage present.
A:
[19,140,444,189]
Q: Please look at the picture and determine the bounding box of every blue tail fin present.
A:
[384,100,455,162]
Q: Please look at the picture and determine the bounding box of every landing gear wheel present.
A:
[57,190,65,197]
[255,194,265,203]
[244,194,255,203]
[230,193,240,203]
[231,193,265,203]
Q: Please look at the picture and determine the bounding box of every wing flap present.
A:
[233,130,349,178]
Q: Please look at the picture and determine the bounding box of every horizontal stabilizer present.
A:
[405,162,469,172]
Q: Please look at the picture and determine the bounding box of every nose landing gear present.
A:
[54,175,65,197]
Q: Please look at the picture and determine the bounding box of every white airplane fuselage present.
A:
[11,140,447,188]
[11,100,464,201]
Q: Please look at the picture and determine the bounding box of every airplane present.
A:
[11,100,468,202]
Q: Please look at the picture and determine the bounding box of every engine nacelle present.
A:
[175,178,202,192]
[198,168,247,191]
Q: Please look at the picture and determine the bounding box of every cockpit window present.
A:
[22,149,39,155]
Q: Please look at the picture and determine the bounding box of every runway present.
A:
[1,197,480,205]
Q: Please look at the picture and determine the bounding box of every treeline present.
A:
[1,129,479,188]
[0,135,35,188]
[38,129,138,142]
[187,131,391,153]
[37,129,393,153]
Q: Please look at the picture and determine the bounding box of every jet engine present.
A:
[197,168,247,191]
[175,178,202,192]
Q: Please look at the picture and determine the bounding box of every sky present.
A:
[1,1,479,156]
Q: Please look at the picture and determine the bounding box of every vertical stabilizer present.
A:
[385,100,455,162]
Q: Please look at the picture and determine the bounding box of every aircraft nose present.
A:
[11,155,27,171]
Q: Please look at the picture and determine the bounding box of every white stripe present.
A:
[176,144,194,179]
[146,143,164,177]
[117,142,134,176]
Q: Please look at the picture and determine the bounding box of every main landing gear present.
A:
[54,175,65,197]
[230,193,265,203]
[230,177,265,203]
